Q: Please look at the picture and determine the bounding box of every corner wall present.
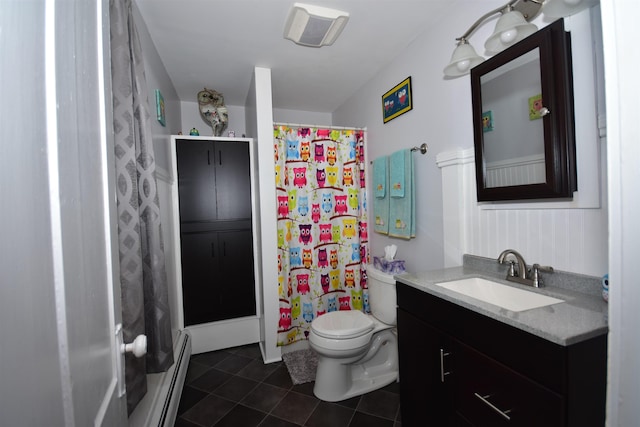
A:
[245,67,281,363]
[333,2,607,278]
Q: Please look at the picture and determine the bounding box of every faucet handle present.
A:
[531,264,554,287]
[532,264,554,273]
[506,260,517,277]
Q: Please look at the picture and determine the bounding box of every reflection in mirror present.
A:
[481,48,545,188]
[471,18,576,202]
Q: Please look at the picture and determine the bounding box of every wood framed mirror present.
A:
[471,18,577,202]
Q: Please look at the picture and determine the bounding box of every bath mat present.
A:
[282,349,318,385]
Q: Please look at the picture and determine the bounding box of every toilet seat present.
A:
[311,310,375,339]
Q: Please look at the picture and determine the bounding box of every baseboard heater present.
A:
[129,330,192,427]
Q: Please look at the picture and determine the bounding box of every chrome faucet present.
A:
[497,249,553,288]
[497,249,528,280]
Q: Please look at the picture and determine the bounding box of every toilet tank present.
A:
[366,264,397,325]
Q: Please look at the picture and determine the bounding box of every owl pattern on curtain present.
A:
[274,126,369,346]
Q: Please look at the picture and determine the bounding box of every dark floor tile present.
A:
[214,353,254,374]
[184,360,211,384]
[233,343,263,359]
[237,358,280,381]
[189,367,233,393]
[192,350,232,367]
[173,416,201,427]
[335,395,361,410]
[305,401,355,427]
[349,411,394,427]
[212,375,259,402]
[181,394,235,426]
[177,385,208,415]
[258,415,301,427]
[241,382,289,413]
[381,380,401,395]
[214,404,267,427]
[291,381,315,397]
[270,390,319,425]
[263,365,294,389]
[356,389,400,420]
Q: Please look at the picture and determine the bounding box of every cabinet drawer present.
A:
[455,341,564,427]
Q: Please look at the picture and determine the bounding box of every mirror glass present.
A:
[480,49,545,188]
[471,18,576,202]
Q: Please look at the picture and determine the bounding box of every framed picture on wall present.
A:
[155,89,166,126]
[482,110,493,132]
[382,76,413,123]
[528,93,544,120]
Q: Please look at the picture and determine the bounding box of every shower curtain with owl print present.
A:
[274,126,369,346]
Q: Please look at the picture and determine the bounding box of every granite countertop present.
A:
[394,255,609,346]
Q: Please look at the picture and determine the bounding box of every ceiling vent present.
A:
[283,3,349,47]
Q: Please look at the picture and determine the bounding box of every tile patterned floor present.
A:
[175,344,402,427]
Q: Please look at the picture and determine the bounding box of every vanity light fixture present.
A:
[283,3,349,47]
[443,0,598,77]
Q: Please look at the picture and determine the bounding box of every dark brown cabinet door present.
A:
[215,229,255,319]
[397,309,456,425]
[176,140,217,222]
[214,142,251,220]
[454,340,564,427]
[180,231,222,326]
[176,138,255,325]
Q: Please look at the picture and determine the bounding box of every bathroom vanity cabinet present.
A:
[397,281,606,427]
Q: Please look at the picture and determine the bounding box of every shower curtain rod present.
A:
[273,121,366,131]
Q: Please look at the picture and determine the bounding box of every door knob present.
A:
[122,334,147,358]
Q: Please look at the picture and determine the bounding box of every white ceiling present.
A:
[134,0,453,112]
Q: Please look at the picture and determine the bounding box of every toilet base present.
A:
[311,329,398,402]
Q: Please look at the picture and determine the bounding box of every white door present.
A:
[0,0,128,425]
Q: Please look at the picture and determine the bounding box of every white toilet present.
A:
[309,264,399,402]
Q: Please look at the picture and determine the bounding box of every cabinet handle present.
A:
[219,150,222,165]
[207,150,210,165]
[211,242,215,258]
[440,348,451,383]
[474,393,512,421]
[223,241,226,256]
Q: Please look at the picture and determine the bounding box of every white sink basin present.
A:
[434,277,564,312]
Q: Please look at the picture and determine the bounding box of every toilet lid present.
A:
[311,310,375,339]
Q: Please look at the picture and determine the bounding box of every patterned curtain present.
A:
[274,126,369,346]
[110,0,173,414]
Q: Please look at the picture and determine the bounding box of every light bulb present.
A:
[456,59,471,72]
[500,28,518,44]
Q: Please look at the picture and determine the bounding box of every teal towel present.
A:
[388,150,415,240]
[390,150,406,198]
[373,156,389,234]
[373,156,386,198]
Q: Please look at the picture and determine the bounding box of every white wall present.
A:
[245,67,282,363]
[272,108,332,126]
[134,2,184,341]
[133,3,182,173]
[180,101,333,139]
[600,2,640,425]
[181,101,247,138]
[333,1,607,278]
[1,2,67,424]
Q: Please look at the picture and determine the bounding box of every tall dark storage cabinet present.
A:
[176,138,255,326]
